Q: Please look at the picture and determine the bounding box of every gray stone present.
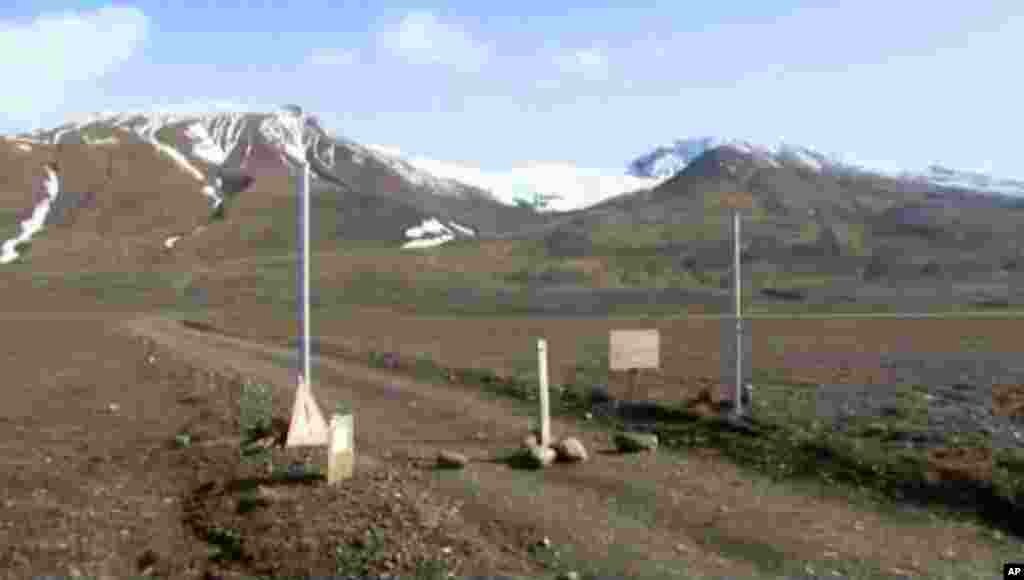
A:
[522,444,556,468]
[554,437,588,462]
[614,431,658,453]
[437,450,469,469]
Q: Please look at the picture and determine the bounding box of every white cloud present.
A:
[0,5,148,126]
[555,48,609,80]
[379,11,490,72]
[370,144,661,211]
[307,48,358,66]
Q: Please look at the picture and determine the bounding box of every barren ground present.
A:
[2,293,1021,578]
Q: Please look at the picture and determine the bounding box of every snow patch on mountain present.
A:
[448,221,475,236]
[371,145,662,212]
[20,106,322,210]
[366,144,465,195]
[405,218,450,239]
[909,165,1024,197]
[401,217,476,249]
[402,235,454,249]
[182,123,228,165]
[1,165,60,264]
[137,118,207,182]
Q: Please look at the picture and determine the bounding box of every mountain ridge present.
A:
[627,136,1024,199]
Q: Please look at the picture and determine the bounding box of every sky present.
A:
[1,1,1022,207]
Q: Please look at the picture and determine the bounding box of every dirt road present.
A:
[120,314,1011,579]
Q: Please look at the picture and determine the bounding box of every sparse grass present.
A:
[175,318,1024,579]
[235,489,269,515]
[20,269,180,308]
[589,219,729,251]
[435,468,701,580]
[845,222,867,256]
[360,341,1024,553]
[410,555,452,580]
[795,221,821,244]
[238,379,273,467]
[205,525,245,562]
[174,432,192,448]
[334,527,385,577]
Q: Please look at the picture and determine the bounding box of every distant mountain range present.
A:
[3,105,1024,310]
[0,106,543,263]
[626,137,1024,198]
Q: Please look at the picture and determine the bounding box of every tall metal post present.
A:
[733,209,743,416]
[298,115,312,387]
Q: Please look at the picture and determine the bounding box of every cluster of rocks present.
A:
[519,433,589,468]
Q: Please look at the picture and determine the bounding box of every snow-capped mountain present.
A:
[627,137,1024,198]
[0,105,554,264]
[364,145,661,213]
[20,105,522,207]
[911,165,1024,197]
[626,137,843,179]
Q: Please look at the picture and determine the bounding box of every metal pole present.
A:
[733,209,743,416]
[298,115,312,387]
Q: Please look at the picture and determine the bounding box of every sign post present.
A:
[237,109,330,450]
[285,109,328,448]
[609,330,660,401]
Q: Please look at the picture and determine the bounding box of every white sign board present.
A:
[721,191,754,212]
[609,329,660,370]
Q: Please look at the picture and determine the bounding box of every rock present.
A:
[589,385,613,404]
[437,450,468,469]
[107,403,120,413]
[584,412,593,420]
[760,287,807,301]
[522,433,540,448]
[554,437,588,462]
[136,548,159,572]
[523,444,556,468]
[559,572,580,580]
[614,431,658,453]
[381,352,400,369]
[251,435,276,449]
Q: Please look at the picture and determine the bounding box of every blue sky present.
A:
[2,1,1022,183]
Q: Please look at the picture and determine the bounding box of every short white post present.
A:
[327,412,354,484]
[537,338,551,448]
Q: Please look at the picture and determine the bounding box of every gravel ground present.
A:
[812,351,1024,451]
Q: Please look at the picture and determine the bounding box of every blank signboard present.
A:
[610,329,660,370]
